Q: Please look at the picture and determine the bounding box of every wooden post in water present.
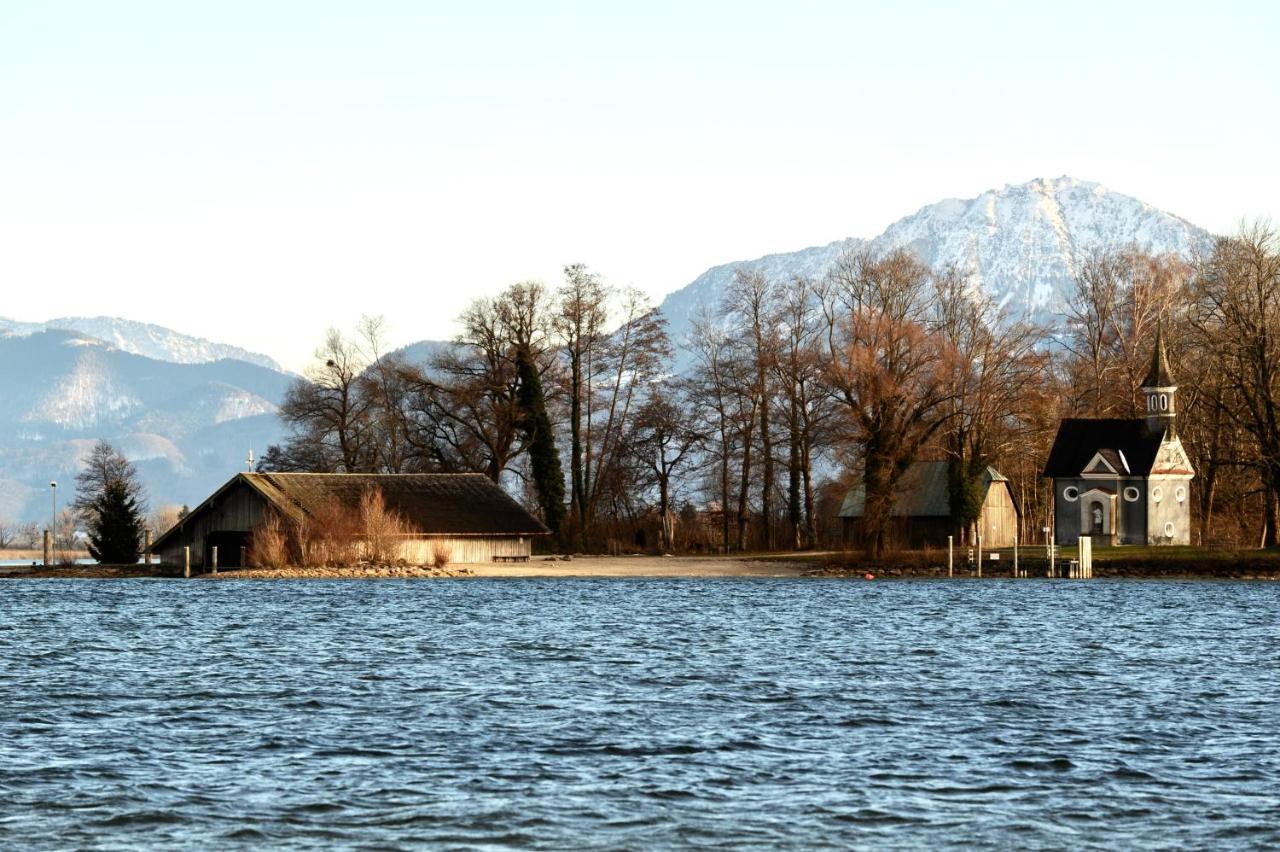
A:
[1014,532,1019,578]
[184,546,190,579]
[947,536,953,578]
[43,529,51,567]
[976,534,983,578]
[211,546,218,575]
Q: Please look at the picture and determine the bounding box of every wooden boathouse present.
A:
[151,472,549,568]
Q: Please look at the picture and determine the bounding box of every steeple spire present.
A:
[1143,320,1175,389]
[1141,320,1177,437]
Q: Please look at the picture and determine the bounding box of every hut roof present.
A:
[838,461,1007,519]
[1042,419,1164,478]
[153,472,549,549]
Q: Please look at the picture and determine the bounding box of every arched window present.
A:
[1090,502,1104,534]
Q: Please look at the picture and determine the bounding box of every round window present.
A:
[1123,487,1140,502]
[1151,486,1163,502]
[1175,486,1186,503]
[1164,522,1175,537]
[1063,486,1079,502]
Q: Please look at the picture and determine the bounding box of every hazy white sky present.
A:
[2,1,1276,370]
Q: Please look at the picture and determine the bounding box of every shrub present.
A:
[306,496,361,566]
[360,486,415,564]
[431,541,452,570]
[249,512,290,568]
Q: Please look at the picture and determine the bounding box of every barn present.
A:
[838,461,1019,548]
[151,472,549,568]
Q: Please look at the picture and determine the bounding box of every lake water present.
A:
[1,579,1277,849]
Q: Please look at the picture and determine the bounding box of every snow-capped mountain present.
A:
[660,177,1213,354]
[0,316,283,371]
[0,330,290,523]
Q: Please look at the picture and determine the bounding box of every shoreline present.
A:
[3,552,1279,580]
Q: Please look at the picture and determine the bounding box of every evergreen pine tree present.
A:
[74,440,147,564]
[87,480,143,564]
[515,346,566,546]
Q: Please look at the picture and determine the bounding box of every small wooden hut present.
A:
[838,461,1019,548]
[151,472,549,567]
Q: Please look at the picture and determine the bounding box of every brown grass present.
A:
[248,512,290,569]
[431,541,452,570]
[243,487,419,569]
[360,486,415,564]
[304,496,361,566]
[1,548,87,561]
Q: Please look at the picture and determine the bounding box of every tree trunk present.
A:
[1264,475,1279,548]
[860,445,894,561]
[787,393,802,550]
[801,437,817,549]
[736,429,753,552]
[759,378,774,551]
[658,477,672,552]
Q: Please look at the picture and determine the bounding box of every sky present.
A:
[2,1,1277,371]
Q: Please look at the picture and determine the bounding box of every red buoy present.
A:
[863,572,875,581]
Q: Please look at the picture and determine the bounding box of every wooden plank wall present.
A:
[979,482,1019,548]
[399,536,531,564]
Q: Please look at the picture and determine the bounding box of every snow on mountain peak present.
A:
[0,316,285,372]
[659,176,1212,357]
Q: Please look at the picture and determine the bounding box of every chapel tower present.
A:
[1141,322,1177,438]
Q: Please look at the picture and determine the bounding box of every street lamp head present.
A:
[50,481,57,488]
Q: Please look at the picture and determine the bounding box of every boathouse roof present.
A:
[153,472,549,549]
[838,461,1008,519]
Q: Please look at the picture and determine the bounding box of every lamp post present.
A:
[50,481,57,549]
[50,481,58,546]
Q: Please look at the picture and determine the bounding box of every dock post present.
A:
[947,536,953,578]
[143,529,152,566]
[43,529,51,567]
[1014,533,1019,578]
[976,534,983,578]
[240,546,247,570]
[184,547,190,578]
[211,546,218,575]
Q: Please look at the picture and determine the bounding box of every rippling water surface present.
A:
[2,579,1278,849]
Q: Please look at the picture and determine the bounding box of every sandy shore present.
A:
[1,555,815,579]
[210,555,813,579]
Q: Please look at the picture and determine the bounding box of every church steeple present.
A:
[1141,320,1177,437]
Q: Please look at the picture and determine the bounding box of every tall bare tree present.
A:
[1188,223,1280,545]
[821,249,956,559]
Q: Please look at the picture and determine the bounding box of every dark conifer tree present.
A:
[515,346,566,546]
[87,480,143,564]
[74,439,147,564]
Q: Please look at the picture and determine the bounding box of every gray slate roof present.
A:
[1042,420,1165,478]
[838,461,1007,519]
